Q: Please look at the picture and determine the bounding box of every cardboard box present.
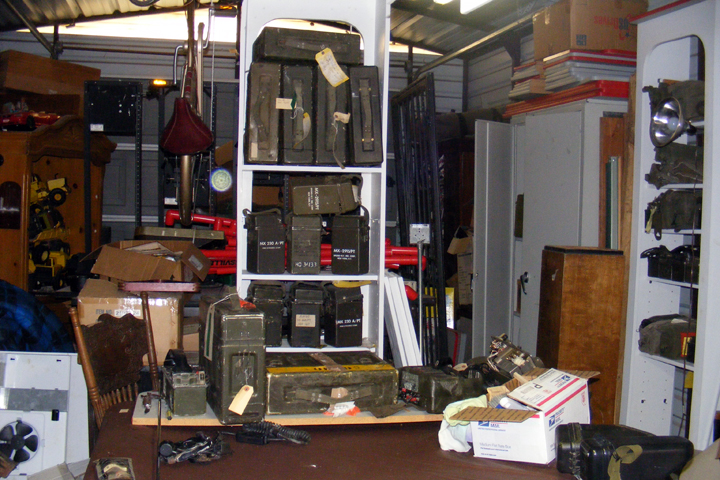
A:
[77,279,183,365]
[452,368,595,464]
[88,240,210,283]
[533,0,648,61]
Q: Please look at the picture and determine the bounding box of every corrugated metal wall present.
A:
[389,52,464,113]
[466,34,533,110]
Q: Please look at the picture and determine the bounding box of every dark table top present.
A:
[87,402,571,480]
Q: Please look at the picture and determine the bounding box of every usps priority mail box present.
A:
[458,369,592,464]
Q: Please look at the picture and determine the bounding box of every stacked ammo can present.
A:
[199,294,265,424]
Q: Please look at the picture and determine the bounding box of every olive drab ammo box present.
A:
[349,66,383,166]
[289,175,362,215]
[246,62,281,164]
[199,294,266,424]
[265,351,398,415]
[315,64,350,167]
[281,65,314,165]
[253,27,363,65]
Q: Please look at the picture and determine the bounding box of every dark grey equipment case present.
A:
[246,281,285,347]
[265,351,398,415]
[555,422,693,480]
[281,65,314,165]
[199,294,266,425]
[288,282,323,348]
[286,214,323,275]
[322,284,363,347]
[244,208,285,274]
[253,27,363,65]
[316,64,350,166]
[330,208,369,275]
[398,366,486,414]
[349,66,383,166]
[246,62,281,164]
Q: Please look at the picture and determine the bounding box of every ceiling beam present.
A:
[415,11,533,78]
[391,0,493,33]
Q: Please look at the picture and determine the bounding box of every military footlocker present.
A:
[253,27,363,65]
[199,294,266,424]
[246,62,281,164]
[265,351,398,415]
[323,284,363,348]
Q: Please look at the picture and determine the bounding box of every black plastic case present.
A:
[579,435,693,480]
[555,423,693,480]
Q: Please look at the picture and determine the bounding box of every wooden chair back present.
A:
[69,307,158,428]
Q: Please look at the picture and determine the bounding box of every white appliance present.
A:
[0,352,88,479]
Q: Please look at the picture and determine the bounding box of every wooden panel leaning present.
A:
[69,307,158,428]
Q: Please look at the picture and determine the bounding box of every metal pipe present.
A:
[196,23,205,117]
[2,0,57,58]
[415,12,534,78]
[179,154,194,226]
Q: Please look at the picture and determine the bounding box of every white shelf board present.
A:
[242,164,383,174]
[659,184,703,190]
[242,271,379,282]
[648,277,698,289]
[639,352,694,371]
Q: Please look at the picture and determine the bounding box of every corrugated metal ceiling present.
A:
[0,0,557,59]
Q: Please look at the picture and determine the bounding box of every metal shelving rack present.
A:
[234,0,391,355]
[620,0,720,451]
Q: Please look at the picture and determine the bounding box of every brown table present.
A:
[87,402,572,480]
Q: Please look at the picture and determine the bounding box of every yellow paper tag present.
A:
[315,48,349,87]
[276,98,293,110]
[229,385,254,415]
[334,112,351,124]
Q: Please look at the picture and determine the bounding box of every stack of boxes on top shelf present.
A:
[506,0,648,116]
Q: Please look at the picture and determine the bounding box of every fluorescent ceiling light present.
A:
[434,0,454,4]
[460,0,494,14]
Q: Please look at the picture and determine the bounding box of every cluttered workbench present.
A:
[86,402,570,480]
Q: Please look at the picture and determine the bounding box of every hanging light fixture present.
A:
[648,80,704,148]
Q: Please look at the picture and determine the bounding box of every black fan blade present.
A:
[15,422,31,438]
[24,435,38,452]
[0,444,13,458]
[14,449,29,463]
[0,426,13,442]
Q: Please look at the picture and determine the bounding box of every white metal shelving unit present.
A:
[620,0,720,451]
[234,0,391,355]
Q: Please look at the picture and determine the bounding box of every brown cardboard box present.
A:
[77,279,183,365]
[0,50,101,112]
[533,0,648,61]
[88,240,211,283]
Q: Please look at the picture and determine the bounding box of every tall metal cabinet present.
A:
[473,99,628,357]
[235,0,391,354]
[620,0,720,451]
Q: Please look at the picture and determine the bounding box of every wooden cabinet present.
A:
[537,246,625,424]
[0,116,115,290]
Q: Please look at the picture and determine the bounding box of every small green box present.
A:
[162,367,207,417]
